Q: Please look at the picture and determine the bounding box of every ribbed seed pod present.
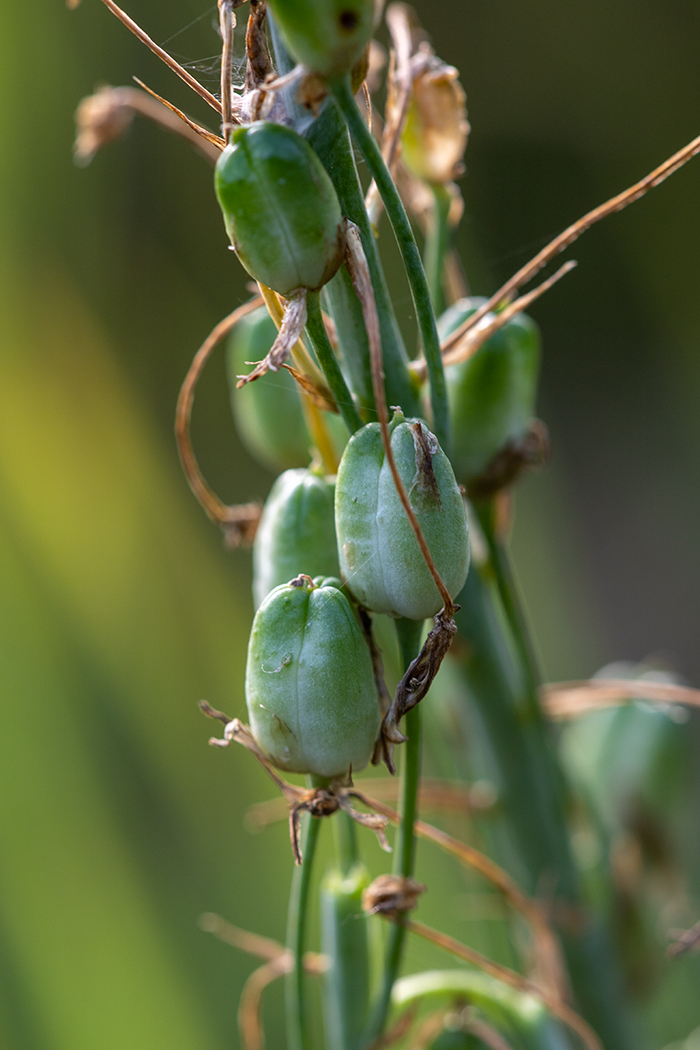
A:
[438,298,541,485]
[252,469,340,609]
[335,410,469,620]
[246,576,379,776]
[215,122,345,296]
[266,0,375,77]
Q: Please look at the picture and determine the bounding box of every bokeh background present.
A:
[1,1,700,1047]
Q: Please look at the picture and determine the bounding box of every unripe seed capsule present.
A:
[335,410,469,620]
[438,298,541,485]
[215,122,345,296]
[266,0,375,77]
[246,576,379,777]
[252,469,341,609]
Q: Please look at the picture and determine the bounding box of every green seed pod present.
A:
[321,863,373,1050]
[215,122,345,296]
[227,306,312,471]
[266,0,375,77]
[438,298,541,485]
[335,410,469,620]
[252,469,341,609]
[246,576,379,776]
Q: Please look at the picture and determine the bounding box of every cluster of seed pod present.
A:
[212,19,540,783]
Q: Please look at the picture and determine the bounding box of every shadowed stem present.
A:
[473,496,542,707]
[425,183,453,318]
[330,75,450,455]
[334,810,359,877]
[286,808,322,1050]
[305,291,363,435]
[364,617,424,1046]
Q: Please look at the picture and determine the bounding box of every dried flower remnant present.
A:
[401,53,470,186]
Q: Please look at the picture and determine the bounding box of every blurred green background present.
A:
[1,1,700,1048]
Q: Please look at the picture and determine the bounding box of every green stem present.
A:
[473,497,542,708]
[330,76,450,455]
[447,566,640,1049]
[268,17,419,419]
[334,810,359,877]
[305,291,363,435]
[425,183,453,317]
[364,617,423,1046]
[286,808,322,1050]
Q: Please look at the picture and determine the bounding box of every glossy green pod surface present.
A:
[252,469,341,609]
[335,411,469,620]
[227,307,312,471]
[438,297,540,485]
[266,0,374,77]
[215,122,345,295]
[246,577,379,776]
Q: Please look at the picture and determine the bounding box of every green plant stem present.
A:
[268,18,419,419]
[334,810,359,877]
[449,565,640,1049]
[305,291,363,434]
[286,808,322,1050]
[425,183,453,318]
[473,496,542,706]
[364,617,424,1046]
[330,76,450,455]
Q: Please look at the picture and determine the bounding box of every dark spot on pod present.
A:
[339,8,359,30]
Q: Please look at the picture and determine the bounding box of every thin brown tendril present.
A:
[175,300,263,542]
[218,1,236,138]
[98,0,223,114]
[365,4,419,224]
[542,678,700,719]
[244,777,496,830]
[343,220,454,616]
[440,131,700,356]
[131,79,225,152]
[401,919,602,1050]
[355,791,568,1001]
[412,260,576,380]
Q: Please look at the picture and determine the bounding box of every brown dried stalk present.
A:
[357,792,568,1002]
[245,776,496,829]
[132,79,225,152]
[541,678,700,720]
[174,299,263,544]
[440,131,700,356]
[401,919,602,1050]
[667,918,700,959]
[199,913,288,960]
[73,84,222,166]
[410,259,576,380]
[365,3,418,224]
[218,1,236,137]
[96,0,223,114]
[199,914,326,1050]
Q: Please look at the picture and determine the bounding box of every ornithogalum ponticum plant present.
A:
[74,3,700,1048]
